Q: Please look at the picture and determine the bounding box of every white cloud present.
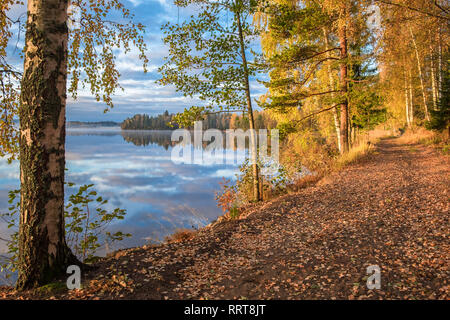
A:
[127,0,144,6]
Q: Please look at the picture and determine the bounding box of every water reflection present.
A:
[121,130,175,149]
[119,129,249,151]
[0,128,245,260]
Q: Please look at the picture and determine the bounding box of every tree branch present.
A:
[294,104,340,124]
[374,0,450,20]
[0,69,22,76]
[434,0,450,14]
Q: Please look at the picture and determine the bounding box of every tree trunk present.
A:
[430,43,438,110]
[338,4,349,153]
[323,27,341,153]
[404,69,410,127]
[409,26,430,121]
[236,9,261,202]
[408,67,414,125]
[17,0,78,290]
[438,28,443,101]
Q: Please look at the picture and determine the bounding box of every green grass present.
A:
[36,282,68,294]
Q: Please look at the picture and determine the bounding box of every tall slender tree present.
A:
[338,1,349,152]
[323,26,341,152]
[159,0,264,201]
[0,0,148,289]
[379,0,448,126]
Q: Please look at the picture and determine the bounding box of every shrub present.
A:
[216,157,295,217]
[396,127,438,145]
[165,228,197,243]
[0,183,131,283]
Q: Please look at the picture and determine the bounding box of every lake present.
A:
[0,128,247,261]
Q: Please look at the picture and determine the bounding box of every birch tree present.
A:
[337,1,349,152]
[159,0,263,201]
[0,0,148,289]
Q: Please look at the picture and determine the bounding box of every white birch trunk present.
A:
[409,26,430,121]
[323,28,341,152]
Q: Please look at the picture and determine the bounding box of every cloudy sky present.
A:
[7,0,267,122]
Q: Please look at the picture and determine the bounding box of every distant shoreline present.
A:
[67,121,121,128]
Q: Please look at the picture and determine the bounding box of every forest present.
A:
[0,0,448,303]
[120,110,277,130]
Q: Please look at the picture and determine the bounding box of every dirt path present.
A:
[1,138,449,299]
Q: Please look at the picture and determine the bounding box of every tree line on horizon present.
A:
[120,110,278,130]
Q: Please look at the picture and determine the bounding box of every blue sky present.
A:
[7,0,267,122]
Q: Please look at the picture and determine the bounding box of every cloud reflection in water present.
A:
[0,128,246,256]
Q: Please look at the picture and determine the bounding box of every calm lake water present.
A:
[0,128,247,260]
